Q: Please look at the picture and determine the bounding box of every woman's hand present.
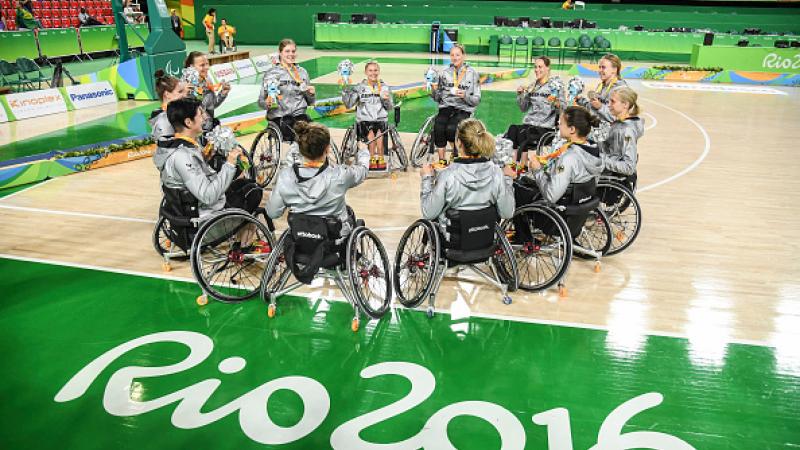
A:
[306,85,316,96]
[221,82,231,95]
[456,89,466,98]
[264,95,273,108]
[502,165,517,179]
[590,98,602,110]
[527,153,542,171]
[227,147,243,166]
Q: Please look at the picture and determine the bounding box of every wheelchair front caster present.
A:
[351,318,360,332]
[426,306,434,318]
[390,173,398,181]
[558,283,567,298]
[594,261,601,273]
[502,295,512,305]
[196,294,208,306]
[267,303,276,318]
[162,262,172,272]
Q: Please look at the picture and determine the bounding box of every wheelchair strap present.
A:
[292,159,329,182]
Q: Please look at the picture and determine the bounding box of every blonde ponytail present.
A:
[456,118,495,159]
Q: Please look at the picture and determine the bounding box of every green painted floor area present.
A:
[0,257,797,449]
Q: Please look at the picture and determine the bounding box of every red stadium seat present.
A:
[42,9,51,18]
[72,17,79,27]
[42,17,51,27]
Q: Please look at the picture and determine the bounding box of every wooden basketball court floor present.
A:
[1,50,799,448]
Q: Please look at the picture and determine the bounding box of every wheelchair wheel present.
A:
[249,123,282,187]
[535,131,558,156]
[329,140,342,166]
[574,208,612,258]
[340,125,358,164]
[393,219,440,308]
[410,115,435,168]
[260,230,292,304]
[153,216,189,259]
[491,224,519,292]
[388,127,408,172]
[597,181,641,256]
[190,210,275,303]
[347,227,392,319]
[503,204,572,292]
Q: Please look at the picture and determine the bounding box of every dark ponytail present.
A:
[154,70,180,101]
[294,121,330,160]
[562,106,600,138]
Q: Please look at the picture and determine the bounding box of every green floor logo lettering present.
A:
[55,331,697,449]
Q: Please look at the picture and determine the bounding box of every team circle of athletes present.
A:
[150,35,642,304]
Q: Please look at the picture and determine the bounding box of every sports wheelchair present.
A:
[339,103,408,174]
[248,115,342,187]
[503,178,612,296]
[597,173,641,255]
[408,110,473,168]
[153,183,276,306]
[260,208,392,332]
[393,206,519,317]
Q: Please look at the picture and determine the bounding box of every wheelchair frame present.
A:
[339,103,408,175]
[260,217,392,332]
[393,219,519,318]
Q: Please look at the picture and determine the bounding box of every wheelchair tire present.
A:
[347,227,392,319]
[389,127,408,171]
[329,140,343,166]
[491,223,519,292]
[573,207,612,259]
[153,216,189,259]
[249,123,282,187]
[393,219,440,308]
[190,210,276,303]
[597,180,641,256]
[340,125,358,164]
[502,204,572,292]
[260,230,293,304]
[410,115,435,168]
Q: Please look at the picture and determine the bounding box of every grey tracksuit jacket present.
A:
[431,63,481,114]
[258,64,315,120]
[600,116,643,176]
[518,77,564,129]
[266,148,370,239]
[577,78,628,123]
[199,83,228,132]
[153,137,236,218]
[524,141,604,204]
[149,109,174,142]
[421,158,515,226]
[342,79,393,122]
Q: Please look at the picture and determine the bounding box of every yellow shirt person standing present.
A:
[203,8,216,53]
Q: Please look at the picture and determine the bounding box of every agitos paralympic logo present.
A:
[54,330,697,449]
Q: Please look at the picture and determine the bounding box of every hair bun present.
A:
[154,69,166,79]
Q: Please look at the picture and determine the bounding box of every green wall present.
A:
[194,0,799,46]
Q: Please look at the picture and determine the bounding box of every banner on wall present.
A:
[209,63,238,83]
[64,82,117,109]
[233,59,257,79]
[5,89,68,120]
[252,55,274,73]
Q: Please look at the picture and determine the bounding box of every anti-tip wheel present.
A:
[502,295,512,305]
[351,317,360,332]
[426,306,434,318]
[162,262,172,272]
[196,294,208,306]
[267,303,276,318]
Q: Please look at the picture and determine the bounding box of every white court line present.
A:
[0,252,773,349]
[0,204,156,224]
[0,178,54,202]
[642,112,658,131]
[637,97,711,193]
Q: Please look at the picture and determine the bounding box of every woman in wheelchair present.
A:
[149,70,188,142]
[266,121,368,239]
[513,106,604,243]
[602,86,642,180]
[503,56,562,174]
[258,39,316,143]
[342,60,393,170]
[430,44,481,166]
[183,51,231,136]
[154,97,262,218]
[420,118,516,222]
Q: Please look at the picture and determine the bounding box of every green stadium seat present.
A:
[513,36,529,66]
[562,37,579,64]
[531,36,546,61]
[545,37,562,65]
[498,35,513,64]
[0,60,27,92]
[15,57,50,90]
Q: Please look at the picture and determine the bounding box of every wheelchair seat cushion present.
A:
[444,205,498,264]
[284,213,344,284]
